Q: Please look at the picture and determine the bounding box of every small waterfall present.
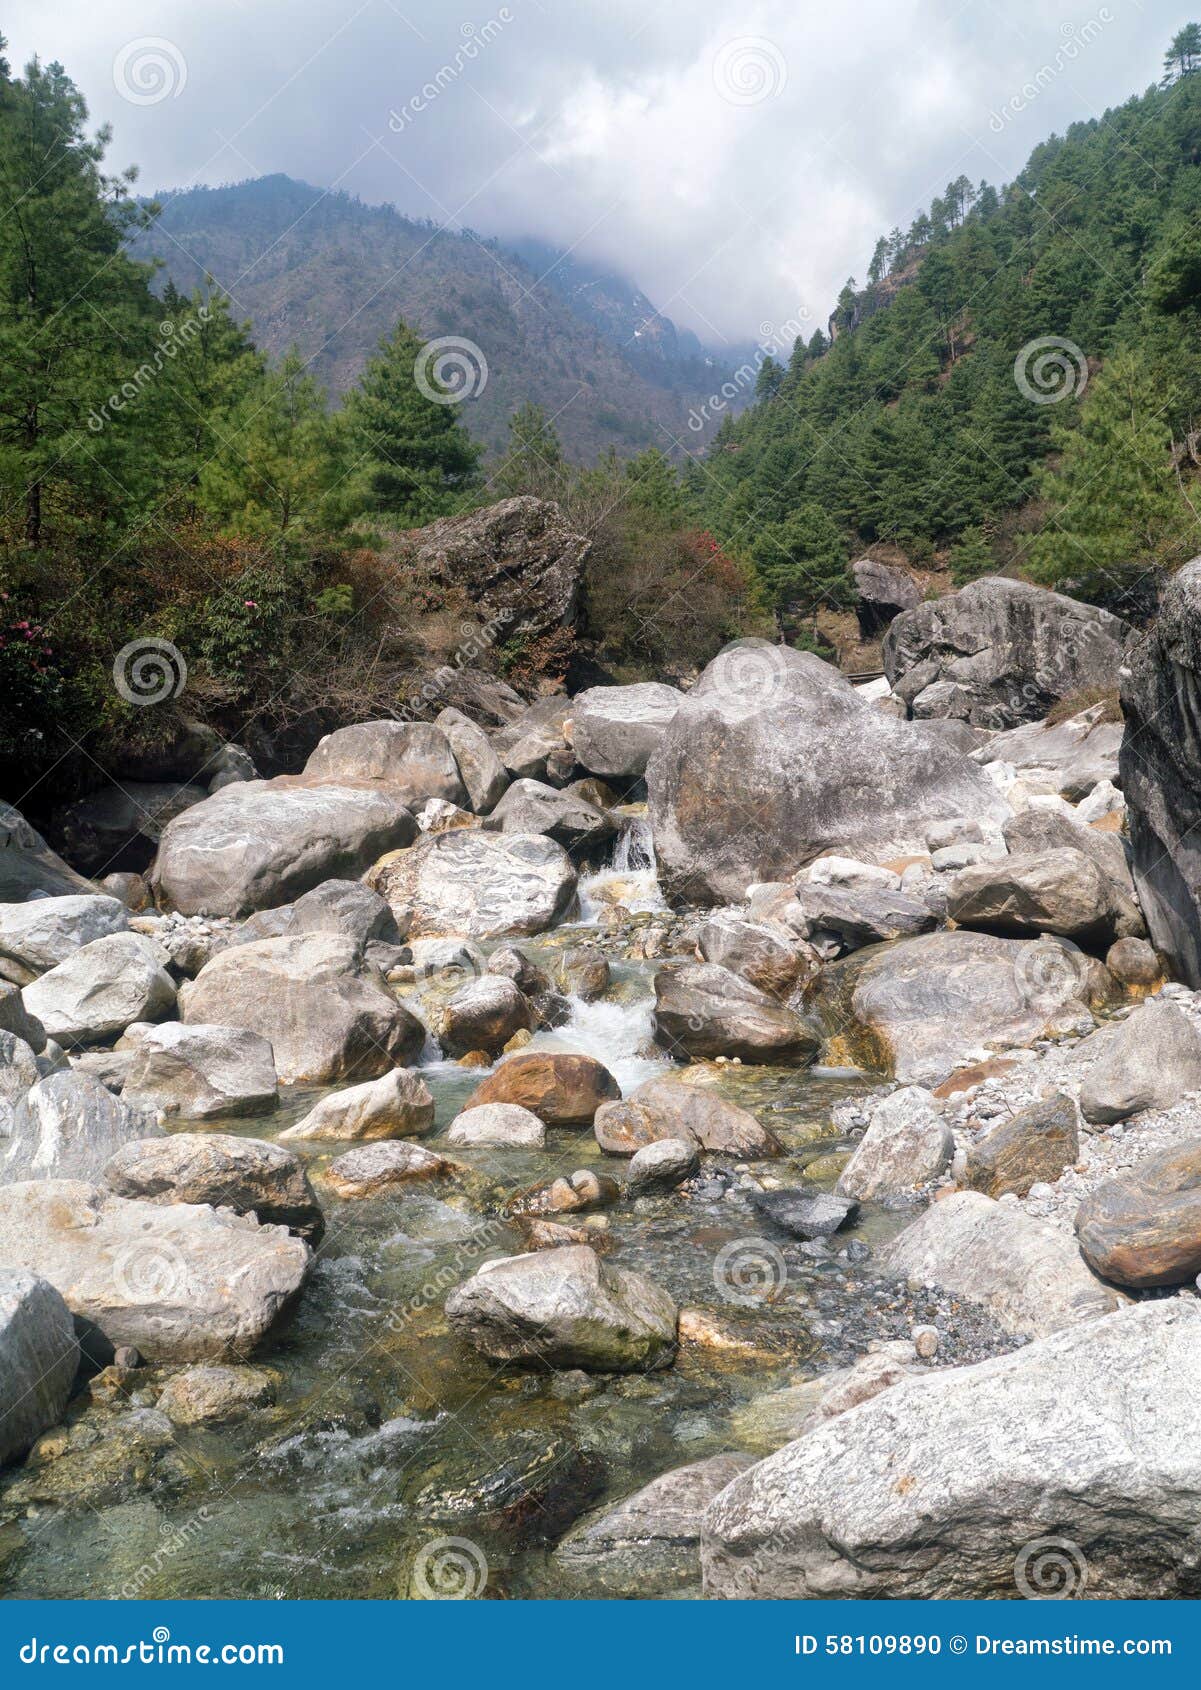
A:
[612,813,654,873]
[539,991,668,1094]
[577,809,666,923]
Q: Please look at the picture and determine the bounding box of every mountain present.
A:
[133,174,731,462]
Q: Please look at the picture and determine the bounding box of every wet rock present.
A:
[881,1190,1122,1338]
[152,780,418,918]
[369,829,577,941]
[508,1169,620,1217]
[1076,1141,1201,1288]
[103,1133,323,1240]
[324,1141,451,1198]
[0,1269,78,1466]
[751,1189,857,1240]
[729,1341,921,1455]
[0,894,128,986]
[303,721,467,808]
[946,848,1125,945]
[695,910,818,996]
[157,1365,276,1426]
[181,934,424,1085]
[22,933,175,1047]
[1,1072,160,1186]
[435,708,509,814]
[465,1051,620,1126]
[513,1215,607,1251]
[447,1103,546,1149]
[485,946,550,997]
[627,1137,699,1194]
[556,1453,752,1596]
[280,1068,435,1142]
[1073,998,1201,1125]
[1105,936,1162,987]
[554,949,610,1002]
[446,1245,677,1372]
[439,975,533,1057]
[835,1087,953,1201]
[411,1427,605,1548]
[703,1301,1201,1599]
[0,1179,311,1362]
[569,683,683,779]
[964,1093,1080,1199]
[118,1022,278,1120]
[653,962,820,1065]
[594,1074,781,1158]
[6,1406,188,1511]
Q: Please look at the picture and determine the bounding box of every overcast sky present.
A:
[6,0,1187,345]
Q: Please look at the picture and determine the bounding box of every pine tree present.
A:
[749,503,851,630]
[343,320,481,525]
[492,401,566,500]
[1163,23,1201,83]
[949,525,995,585]
[755,355,784,401]
[152,281,264,515]
[198,350,338,538]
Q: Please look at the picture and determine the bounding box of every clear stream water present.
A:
[0,821,927,1601]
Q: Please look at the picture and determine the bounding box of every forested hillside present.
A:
[690,37,1201,623]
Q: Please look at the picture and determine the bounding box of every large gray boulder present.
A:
[21,933,175,1047]
[807,930,1108,1087]
[883,577,1128,729]
[852,557,921,637]
[151,780,417,918]
[0,893,128,986]
[647,641,1009,905]
[880,1189,1122,1337]
[369,829,577,940]
[703,1301,1201,1599]
[1120,558,1201,985]
[1002,806,1141,910]
[1072,998,1201,1125]
[1,1071,160,1185]
[302,721,467,808]
[435,708,509,813]
[789,882,937,950]
[695,910,818,996]
[118,1022,278,1120]
[103,1132,322,1240]
[569,683,683,780]
[242,879,404,949]
[445,1245,677,1372]
[945,848,1125,945]
[0,1269,78,1465]
[180,934,423,1084]
[0,1179,311,1362]
[979,702,1122,800]
[279,1067,434,1142]
[653,962,820,1065]
[438,975,533,1057]
[0,1031,38,1104]
[0,803,94,902]
[487,779,615,860]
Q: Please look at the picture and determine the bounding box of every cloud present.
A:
[7,0,1172,342]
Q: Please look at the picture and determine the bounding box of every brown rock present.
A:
[964,1093,1081,1198]
[1105,937,1162,988]
[466,1051,620,1126]
[594,1074,781,1158]
[1076,1141,1201,1287]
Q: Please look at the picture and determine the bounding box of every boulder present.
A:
[1106,936,1162,987]
[181,934,423,1085]
[835,1087,953,1201]
[946,848,1126,945]
[0,1072,159,1186]
[485,946,550,997]
[445,1245,677,1372]
[978,703,1122,800]
[118,1023,278,1120]
[569,683,683,780]
[647,641,1009,906]
[703,1300,1201,1599]
[1076,1142,1201,1288]
[696,911,818,996]
[0,802,95,901]
[0,1031,38,1104]
[653,962,820,1064]
[0,1269,78,1465]
[447,1103,546,1149]
[883,577,1129,729]
[152,780,417,918]
[487,780,615,860]
[465,1052,619,1126]
[554,950,610,1002]
[556,1454,753,1596]
[0,983,45,1052]
[1073,999,1201,1125]
[0,893,128,985]
[369,829,577,940]
[103,1133,322,1240]
[880,1189,1122,1337]
[627,1137,699,1194]
[1119,557,1201,985]
[1001,807,1142,931]
[594,1074,781,1158]
[243,878,404,949]
[807,930,1107,1087]
[965,1092,1081,1198]
[435,708,509,813]
[279,1068,435,1142]
[324,1141,451,1198]
[730,1342,924,1455]
[439,976,533,1057]
[789,882,936,950]
[22,933,175,1047]
[852,557,922,637]
[750,1189,857,1240]
[302,721,467,808]
[157,1365,276,1426]
[0,1179,311,1362]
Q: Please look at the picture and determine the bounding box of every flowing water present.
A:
[0,822,943,1602]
